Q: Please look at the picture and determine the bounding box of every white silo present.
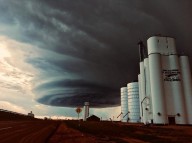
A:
[127,82,140,123]
[144,58,153,123]
[135,36,192,124]
[138,41,149,124]
[138,74,143,122]
[147,36,188,124]
[148,37,168,124]
[169,55,187,124]
[139,60,148,124]
[121,35,192,125]
[121,87,128,122]
[83,102,89,121]
[180,56,192,124]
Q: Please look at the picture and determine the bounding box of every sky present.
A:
[0,0,192,120]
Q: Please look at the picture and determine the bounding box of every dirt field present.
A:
[0,121,59,143]
[49,121,192,143]
[1,120,192,143]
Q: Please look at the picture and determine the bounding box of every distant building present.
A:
[87,115,100,122]
[28,111,34,118]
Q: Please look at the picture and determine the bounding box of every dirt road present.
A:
[48,123,99,143]
[0,121,59,143]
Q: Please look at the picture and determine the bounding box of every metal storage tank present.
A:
[143,58,153,123]
[83,102,89,121]
[169,55,187,124]
[139,61,148,124]
[138,41,148,124]
[138,74,143,122]
[121,87,128,122]
[127,82,140,123]
[180,56,192,124]
[148,37,168,124]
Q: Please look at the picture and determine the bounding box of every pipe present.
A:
[117,112,122,118]
[123,112,129,118]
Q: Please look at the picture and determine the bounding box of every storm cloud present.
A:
[0,0,192,107]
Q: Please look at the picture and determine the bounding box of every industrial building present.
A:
[121,36,192,125]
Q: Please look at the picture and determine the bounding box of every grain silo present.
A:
[121,87,128,122]
[121,35,192,125]
[138,36,191,125]
[83,102,89,121]
[180,56,192,124]
[127,82,140,123]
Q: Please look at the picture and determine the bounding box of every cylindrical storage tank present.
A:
[83,102,89,121]
[148,37,167,124]
[139,61,148,124]
[180,56,192,124]
[169,55,187,124]
[147,36,177,55]
[121,87,128,122]
[138,74,143,123]
[144,58,151,98]
[127,82,140,123]
[148,53,167,124]
[144,58,153,122]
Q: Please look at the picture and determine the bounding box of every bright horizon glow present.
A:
[0,43,11,58]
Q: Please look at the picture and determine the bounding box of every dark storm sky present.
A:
[0,0,192,107]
